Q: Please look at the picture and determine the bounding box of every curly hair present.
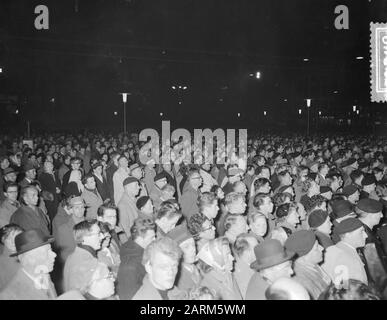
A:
[187,213,210,240]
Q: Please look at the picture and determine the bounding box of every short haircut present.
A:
[224,213,243,232]
[81,174,94,185]
[131,218,155,240]
[19,186,38,205]
[233,233,256,258]
[224,192,245,206]
[0,224,24,245]
[265,286,291,300]
[3,181,18,193]
[156,201,182,220]
[198,192,217,211]
[97,203,117,217]
[142,236,182,266]
[248,212,266,225]
[253,193,270,210]
[70,157,82,164]
[253,178,270,191]
[73,219,99,244]
[188,213,210,240]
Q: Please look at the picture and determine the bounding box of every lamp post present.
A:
[306,99,311,136]
[120,93,130,134]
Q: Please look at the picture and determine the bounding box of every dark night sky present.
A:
[0,0,386,131]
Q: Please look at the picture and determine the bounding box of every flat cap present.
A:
[331,200,354,219]
[342,185,358,197]
[362,174,376,186]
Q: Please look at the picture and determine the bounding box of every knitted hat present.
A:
[308,210,329,228]
[357,198,383,214]
[285,230,317,257]
[334,218,363,235]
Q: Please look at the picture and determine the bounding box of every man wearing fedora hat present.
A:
[322,218,369,285]
[285,230,331,300]
[245,239,295,300]
[18,161,37,189]
[0,229,57,300]
[10,185,50,237]
[117,176,140,238]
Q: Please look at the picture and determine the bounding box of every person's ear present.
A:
[144,260,152,274]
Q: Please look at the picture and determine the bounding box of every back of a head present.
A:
[266,277,310,300]
[322,279,381,300]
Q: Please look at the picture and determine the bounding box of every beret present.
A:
[136,196,151,210]
[320,186,332,194]
[123,176,139,186]
[154,171,168,182]
[342,185,358,197]
[285,230,316,257]
[357,198,383,214]
[331,200,354,219]
[3,167,15,175]
[308,210,329,228]
[334,218,363,235]
[167,224,193,245]
[362,174,376,186]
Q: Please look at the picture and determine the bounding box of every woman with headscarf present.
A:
[196,237,242,300]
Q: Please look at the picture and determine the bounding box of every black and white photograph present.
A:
[0,0,387,304]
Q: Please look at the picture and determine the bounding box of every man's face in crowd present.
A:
[126,182,140,197]
[229,197,247,214]
[141,199,154,215]
[4,171,17,182]
[307,241,324,265]
[84,224,104,250]
[5,186,18,202]
[250,215,268,237]
[131,167,143,180]
[200,220,216,240]
[101,208,117,228]
[28,244,57,273]
[317,216,333,235]
[26,168,36,180]
[346,227,368,248]
[230,215,249,236]
[71,202,86,219]
[261,197,274,215]
[119,157,128,169]
[348,190,360,204]
[203,200,219,220]
[0,158,9,169]
[24,188,39,206]
[146,251,179,291]
[71,160,81,170]
[85,176,96,190]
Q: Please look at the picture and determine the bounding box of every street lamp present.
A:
[120,93,130,134]
[306,99,311,136]
[237,113,241,117]
[319,111,322,116]
[263,111,267,116]
[353,105,356,112]
[298,109,302,115]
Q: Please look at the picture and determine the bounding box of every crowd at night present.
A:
[0,0,387,302]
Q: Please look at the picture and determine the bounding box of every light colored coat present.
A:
[81,188,103,219]
[321,241,368,285]
[117,193,138,238]
[0,199,20,228]
[113,168,129,206]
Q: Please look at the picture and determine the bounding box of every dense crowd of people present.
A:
[0,132,386,300]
